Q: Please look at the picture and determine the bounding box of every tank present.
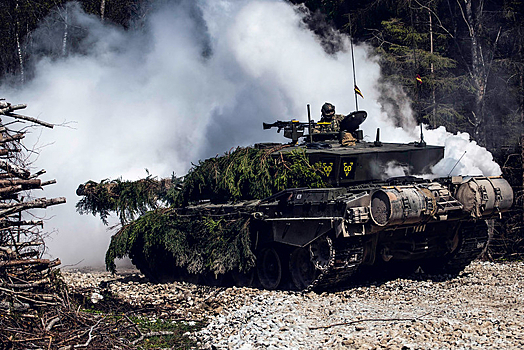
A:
[88,109,514,291]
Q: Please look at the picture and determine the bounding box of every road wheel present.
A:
[257,247,282,290]
[289,247,319,290]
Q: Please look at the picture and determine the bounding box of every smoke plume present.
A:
[0,0,501,267]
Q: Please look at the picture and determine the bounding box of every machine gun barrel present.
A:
[263,120,309,130]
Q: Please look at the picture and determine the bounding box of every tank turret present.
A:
[260,109,442,186]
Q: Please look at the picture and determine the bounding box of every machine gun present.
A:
[263,120,314,144]
[263,109,368,145]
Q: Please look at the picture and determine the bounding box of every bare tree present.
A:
[456,0,501,146]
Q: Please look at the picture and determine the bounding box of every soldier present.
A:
[319,102,342,132]
[317,102,357,146]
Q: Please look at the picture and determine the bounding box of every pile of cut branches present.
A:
[0,100,68,348]
[3,282,204,349]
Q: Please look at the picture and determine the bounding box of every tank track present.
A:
[440,220,489,274]
[424,220,489,275]
[306,237,364,292]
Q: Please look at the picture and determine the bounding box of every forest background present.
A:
[1,0,523,258]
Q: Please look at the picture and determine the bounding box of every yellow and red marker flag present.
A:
[354,85,364,98]
[416,74,423,84]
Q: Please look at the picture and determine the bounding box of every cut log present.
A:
[0,103,26,114]
[40,179,56,187]
[0,179,41,188]
[0,219,43,228]
[0,197,66,209]
[0,257,60,268]
[0,182,43,197]
[2,278,50,289]
[0,133,25,144]
[0,197,66,216]
[29,169,46,179]
[0,184,23,196]
[0,159,31,179]
[9,240,44,248]
[3,113,54,129]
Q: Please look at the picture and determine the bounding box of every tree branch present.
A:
[309,312,431,330]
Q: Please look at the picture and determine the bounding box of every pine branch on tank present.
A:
[76,174,179,225]
[172,146,326,206]
[105,208,255,275]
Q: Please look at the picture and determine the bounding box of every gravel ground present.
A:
[62,261,524,349]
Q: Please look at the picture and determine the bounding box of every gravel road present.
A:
[63,261,524,349]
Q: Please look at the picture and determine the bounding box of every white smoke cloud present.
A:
[384,161,411,179]
[425,127,501,177]
[0,0,501,267]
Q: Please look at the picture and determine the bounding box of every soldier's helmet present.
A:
[321,102,335,120]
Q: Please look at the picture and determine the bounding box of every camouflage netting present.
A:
[77,146,329,275]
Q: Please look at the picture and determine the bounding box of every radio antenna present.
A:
[448,151,466,177]
[349,14,358,111]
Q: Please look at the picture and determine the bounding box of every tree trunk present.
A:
[464,0,486,145]
[520,69,524,123]
[429,10,436,128]
[101,0,107,21]
[62,6,68,56]
[522,134,524,210]
[15,0,24,84]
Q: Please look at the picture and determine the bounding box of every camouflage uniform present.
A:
[318,113,344,133]
[314,103,357,146]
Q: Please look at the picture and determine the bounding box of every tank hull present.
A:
[163,174,512,290]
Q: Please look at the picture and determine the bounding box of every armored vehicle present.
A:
[164,109,513,291]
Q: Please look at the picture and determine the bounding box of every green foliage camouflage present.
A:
[76,174,179,225]
[105,208,255,275]
[77,146,328,274]
[173,146,326,206]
